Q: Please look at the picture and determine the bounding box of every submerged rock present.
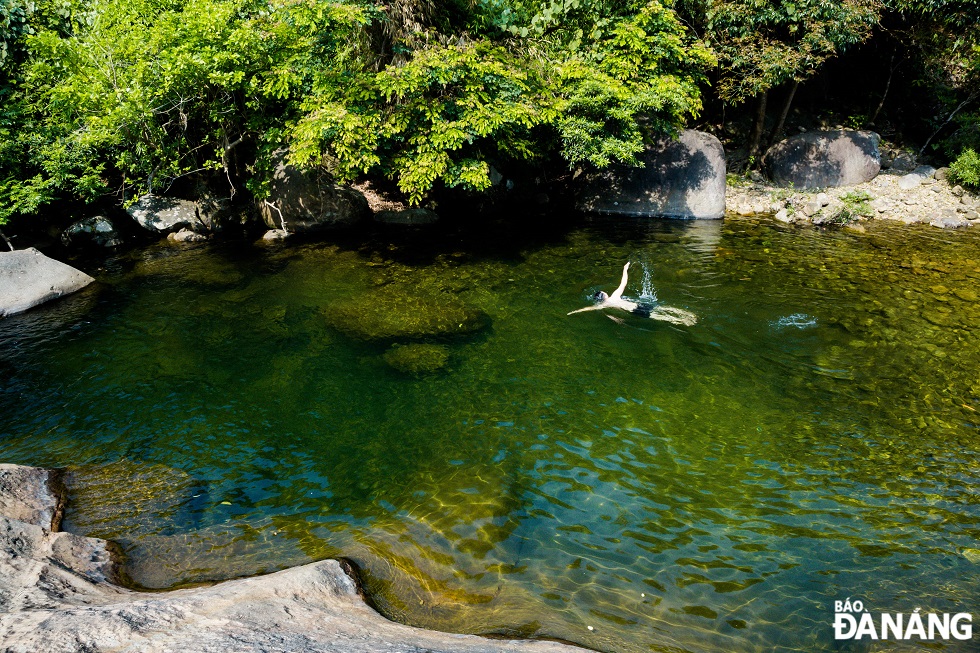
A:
[0,463,583,653]
[61,216,124,249]
[0,248,95,317]
[324,288,489,340]
[132,245,245,286]
[763,130,880,188]
[60,459,203,546]
[383,343,450,374]
[259,156,370,233]
[576,129,726,219]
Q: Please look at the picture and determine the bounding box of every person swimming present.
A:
[567,262,697,326]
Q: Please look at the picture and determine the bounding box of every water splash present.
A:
[772,313,817,329]
[638,263,658,302]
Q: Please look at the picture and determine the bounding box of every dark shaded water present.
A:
[1,216,978,652]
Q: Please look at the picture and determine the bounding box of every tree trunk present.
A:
[918,93,978,157]
[768,81,799,148]
[869,52,897,126]
[0,228,14,252]
[747,91,768,167]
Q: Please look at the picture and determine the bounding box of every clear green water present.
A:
[1,216,978,652]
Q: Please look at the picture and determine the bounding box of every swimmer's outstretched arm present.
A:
[610,262,630,300]
[567,304,604,316]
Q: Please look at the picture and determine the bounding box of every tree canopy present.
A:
[0,0,977,225]
[0,0,714,220]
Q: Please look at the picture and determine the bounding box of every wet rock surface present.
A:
[0,248,95,317]
[0,464,584,653]
[577,129,726,219]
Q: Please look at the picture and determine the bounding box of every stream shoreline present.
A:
[0,463,588,653]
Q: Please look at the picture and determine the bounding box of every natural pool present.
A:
[1,215,978,652]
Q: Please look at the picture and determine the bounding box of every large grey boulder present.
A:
[259,158,370,233]
[576,129,726,219]
[763,130,880,188]
[127,195,207,234]
[61,216,124,249]
[0,463,585,653]
[0,248,95,318]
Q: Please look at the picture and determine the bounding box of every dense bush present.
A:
[0,0,714,221]
[949,149,980,188]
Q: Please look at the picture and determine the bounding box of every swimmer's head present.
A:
[594,291,609,303]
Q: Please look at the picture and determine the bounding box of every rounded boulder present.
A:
[763,130,880,189]
[576,130,726,220]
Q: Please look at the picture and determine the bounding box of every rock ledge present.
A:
[0,464,584,653]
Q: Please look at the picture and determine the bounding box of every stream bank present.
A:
[0,463,586,653]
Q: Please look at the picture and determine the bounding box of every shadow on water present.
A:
[0,214,978,653]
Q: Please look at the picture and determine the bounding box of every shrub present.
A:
[948,149,980,189]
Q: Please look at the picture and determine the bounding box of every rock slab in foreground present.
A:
[0,248,95,318]
[763,130,880,189]
[0,464,584,653]
[577,129,727,219]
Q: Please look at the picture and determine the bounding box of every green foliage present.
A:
[292,0,713,203]
[839,190,874,218]
[948,148,980,188]
[697,0,880,103]
[0,0,712,218]
[884,1,979,157]
[3,0,976,224]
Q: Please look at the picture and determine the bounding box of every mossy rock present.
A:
[323,288,489,341]
[383,343,450,374]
